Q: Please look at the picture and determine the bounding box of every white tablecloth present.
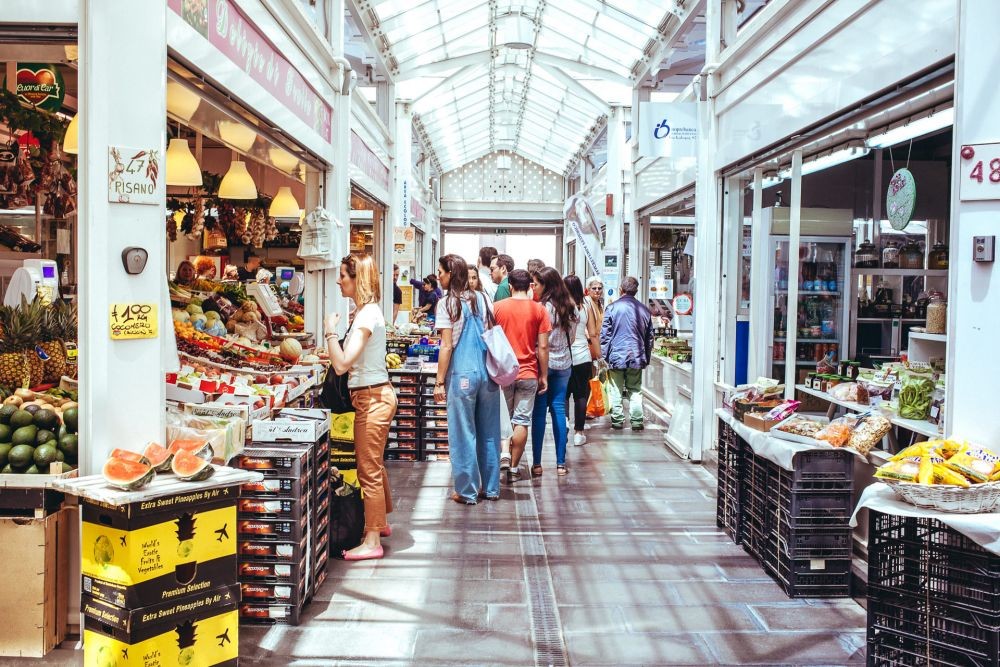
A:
[851,482,1000,556]
[715,408,857,471]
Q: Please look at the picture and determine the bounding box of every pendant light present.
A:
[165,138,203,186]
[269,186,300,218]
[218,161,257,199]
[268,147,299,174]
[63,113,78,154]
[166,81,201,122]
[218,121,257,152]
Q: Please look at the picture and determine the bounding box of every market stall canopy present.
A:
[351,0,703,175]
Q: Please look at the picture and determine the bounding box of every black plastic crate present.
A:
[868,511,1000,614]
[715,420,743,544]
[772,556,851,598]
[785,449,854,487]
[867,590,1000,666]
[778,488,854,524]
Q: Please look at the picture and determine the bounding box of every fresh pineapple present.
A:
[0,303,32,388]
[39,301,69,383]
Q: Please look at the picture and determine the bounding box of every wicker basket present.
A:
[885,480,1000,514]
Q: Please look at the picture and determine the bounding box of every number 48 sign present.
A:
[960,143,1000,201]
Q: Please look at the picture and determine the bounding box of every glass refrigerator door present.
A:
[770,238,848,382]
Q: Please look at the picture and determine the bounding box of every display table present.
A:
[645,355,692,458]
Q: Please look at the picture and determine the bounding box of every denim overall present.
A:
[446,295,501,502]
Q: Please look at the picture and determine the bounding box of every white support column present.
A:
[385,100,411,323]
[78,0,167,475]
[747,167,766,381]
[946,0,1000,441]
[721,176,743,385]
[303,170,325,338]
[605,105,626,298]
[784,150,803,399]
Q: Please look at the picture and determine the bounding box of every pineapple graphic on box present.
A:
[175,513,197,583]
[175,620,197,666]
[93,535,114,569]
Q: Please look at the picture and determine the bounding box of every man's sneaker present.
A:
[611,423,624,430]
[573,433,586,447]
[631,424,644,432]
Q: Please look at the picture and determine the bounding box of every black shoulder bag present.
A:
[320,325,354,414]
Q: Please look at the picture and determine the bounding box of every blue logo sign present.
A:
[654,118,671,139]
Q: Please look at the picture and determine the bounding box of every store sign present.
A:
[168,0,333,141]
[400,179,410,227]
[602,251,620,301]
[393,227,416,265]
[673,293,694,316]
[350,131,390,190]
[959,142,1000,201]
[564,194,602,277]
[8,63,65,112]
[648,266,674,301]
[110,303,158,340]
[411,196,425,224]
[108,146,163,205]
[886,168,916,230]
[638,102,698,159]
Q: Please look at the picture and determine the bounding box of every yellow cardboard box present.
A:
[81,487,237,609]
[82,584,238,667]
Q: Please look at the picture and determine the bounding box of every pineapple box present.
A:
[82,584,238,667]
[81,488,238,609]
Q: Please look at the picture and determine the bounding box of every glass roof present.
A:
[360,0,676,174]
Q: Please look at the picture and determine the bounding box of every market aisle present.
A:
[240,422,867,666]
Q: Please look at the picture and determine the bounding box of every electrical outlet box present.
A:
[974,236,995,263]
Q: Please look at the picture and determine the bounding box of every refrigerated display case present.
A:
[766,236,852,382]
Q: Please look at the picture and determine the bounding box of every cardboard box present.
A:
[81,490,237,609]
[234,446,311,478]
[238,536,308,562]
[252,414,330,443]
[0,507,71,658]
[743,412,784,432]
[82,585,238,666]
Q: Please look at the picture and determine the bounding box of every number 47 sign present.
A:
[960,143,1000,201]
[109,303,158,340]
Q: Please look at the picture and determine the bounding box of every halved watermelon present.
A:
[168,439,214,461]
[171,449,214,482]
[109,448,151,466]
[143,442,173,472]
[102,457,156,491]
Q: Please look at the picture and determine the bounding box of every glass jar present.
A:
[926,293,947,334]
[899,239,924,269]
[882,241,900,269]
[928,242,949,270]
[855,239,879,268]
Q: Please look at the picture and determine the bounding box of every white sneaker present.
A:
[573,433,587,447]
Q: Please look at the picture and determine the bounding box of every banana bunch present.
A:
[385,353,403,369]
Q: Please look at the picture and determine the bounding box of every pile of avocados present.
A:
[0,404,78,474]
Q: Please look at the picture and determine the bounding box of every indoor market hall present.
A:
[2,1,996,667]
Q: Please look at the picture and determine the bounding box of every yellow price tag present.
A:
[109,303,158,340]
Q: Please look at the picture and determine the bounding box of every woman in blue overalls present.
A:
[433,254,501,504]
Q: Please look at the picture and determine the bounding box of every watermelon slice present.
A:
[143,442,173,472]
[171,449,214,482]
[109,448,151,466]
[102,458,156,491]
[168,438,214,461]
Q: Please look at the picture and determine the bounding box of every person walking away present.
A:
[600,276,653,431]
[564,275,600,446]
[391,264,402,325]
[409,274,441,324]
[324,254,397,561]
[529,267,577,476]
[493,269,550,480]
[434,255,502,504]
[491,254,514,301]
[477,246,499,299]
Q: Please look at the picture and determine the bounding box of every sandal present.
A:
[451,492,477,505]
[531,465,543,477]
[557,465,568,476]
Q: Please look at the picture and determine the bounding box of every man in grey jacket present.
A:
[600,276,654,431]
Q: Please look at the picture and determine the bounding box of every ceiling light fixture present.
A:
[218,161,257,199]
[268,147,299,174]
[165,138,203,187]
[166,81,201,122]
[62,113,78,154]
[269,186,301,218]
[218,121,257,152]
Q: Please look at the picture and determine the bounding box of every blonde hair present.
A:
[341,254,381,305]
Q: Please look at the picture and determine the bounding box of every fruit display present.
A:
[171,449,215,481]
[174,320,291,372]
[143,442,173,471]
[0,396,78,474]
[875,439,1000,487]
[279,338,303,363]
[98,440,218,490]
[385,353,403,370]
[102,457,155,491]
[0,297,77,387]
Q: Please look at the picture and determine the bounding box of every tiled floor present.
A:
[17,421,867,666]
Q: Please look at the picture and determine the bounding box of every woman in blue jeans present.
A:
[433,254,501,504]
[529,266,578,476]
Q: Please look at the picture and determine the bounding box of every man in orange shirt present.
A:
[493,269,550,480]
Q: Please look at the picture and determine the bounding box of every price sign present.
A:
[673,293,694,316]
[109,303,158,340]
[960,142,1000,201]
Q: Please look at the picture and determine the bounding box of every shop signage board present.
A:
[959,142,1000,201]
[6,63,65,112]
[108,146,162,205]
[393,227,416,265]
[886,168,916,230]
[400,179,410,227]
[638,102,698,159]
[350,131,390,191]
[649,265,674,301]
[673,293,694,316]
[602,251,620,300]
[564,194,603,277]
[109,303,158,340]
[168,0,333,141]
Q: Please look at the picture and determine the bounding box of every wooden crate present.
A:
[0,506,72,657]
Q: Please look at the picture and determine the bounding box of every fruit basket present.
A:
[884,479,1000,514]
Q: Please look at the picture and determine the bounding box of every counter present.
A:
[644,355,692,458]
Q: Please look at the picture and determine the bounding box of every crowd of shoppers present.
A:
[325,248,654,558]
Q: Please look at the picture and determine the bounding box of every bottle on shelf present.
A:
[855,238,879,268]
[882,241,900,269]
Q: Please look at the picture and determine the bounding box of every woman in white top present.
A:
[564,275,600,447]
[325,254,397,561]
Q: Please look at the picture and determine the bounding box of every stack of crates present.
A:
[420,372,449,461]
[715,419,743,544]
[237,409,332,625]
[387,370,421,460]
[867,511,1000,666]
[727,422,854,598]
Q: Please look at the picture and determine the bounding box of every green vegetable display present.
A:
[899,371,935,420]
